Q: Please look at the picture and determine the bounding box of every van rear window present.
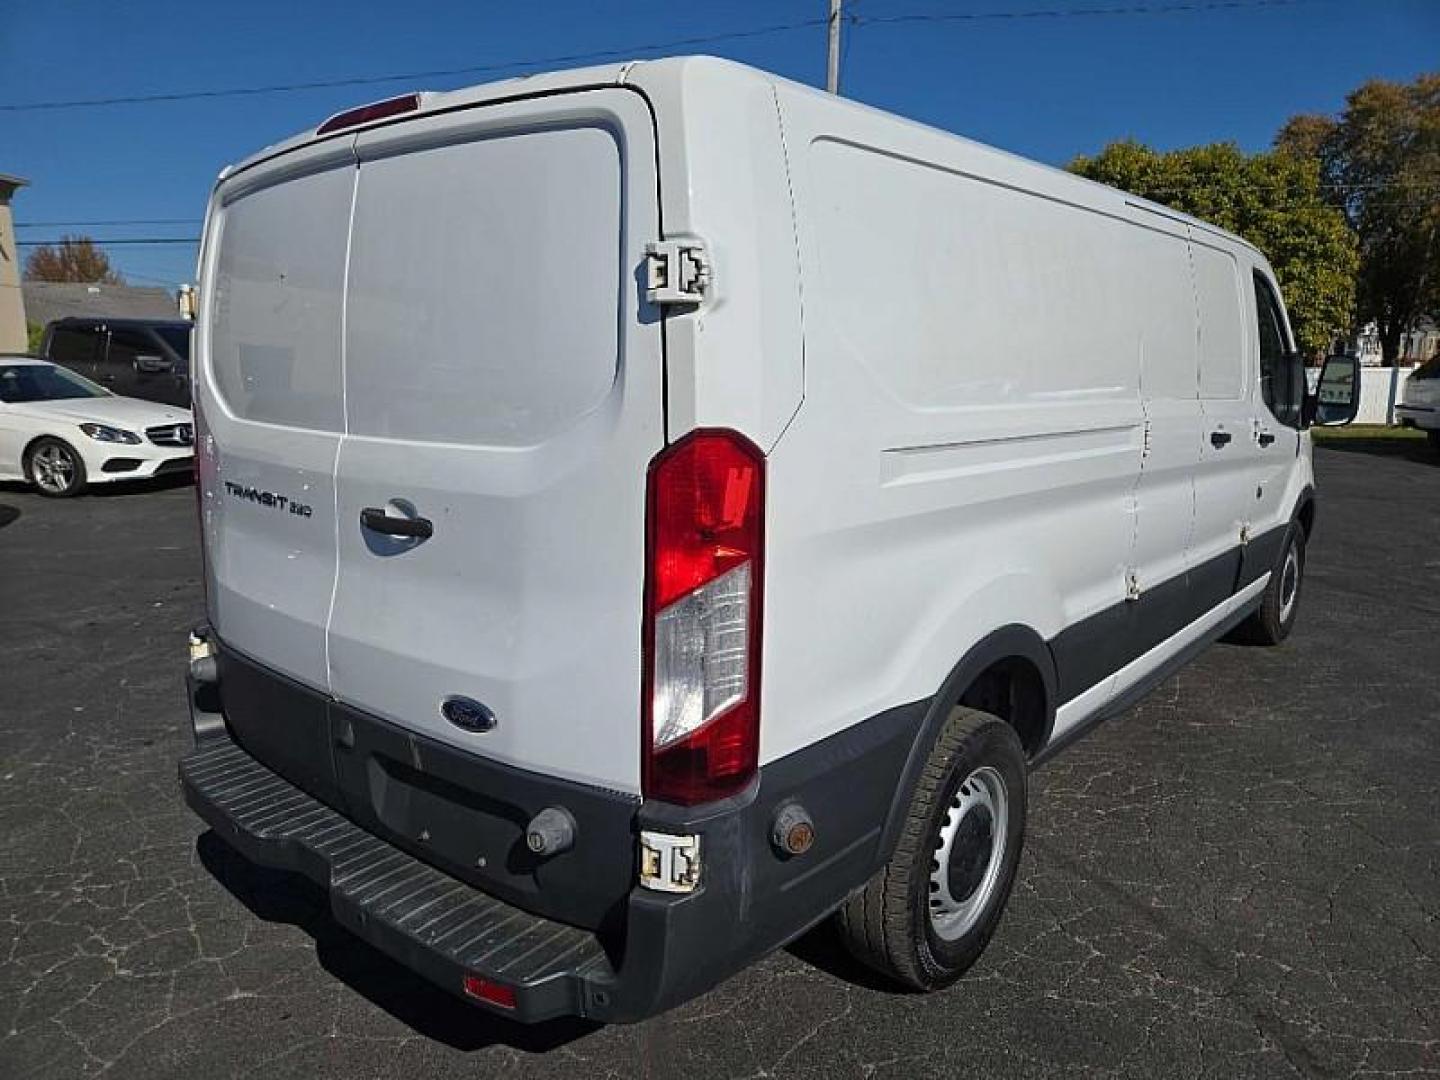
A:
[342,125,621,447]
[209,164,353,431]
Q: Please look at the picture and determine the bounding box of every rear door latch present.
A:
[644,239,712,306]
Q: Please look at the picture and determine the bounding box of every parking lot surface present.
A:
[1,445,1436,1080]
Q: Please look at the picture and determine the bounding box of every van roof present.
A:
[220,55,1258,259]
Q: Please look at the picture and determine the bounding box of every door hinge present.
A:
[1125,569,1142,602]
[1239,523,1251,547]
[644,239,712,305]
[1142,418,1153,459]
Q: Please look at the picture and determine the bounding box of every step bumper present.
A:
[180,736,617,1023]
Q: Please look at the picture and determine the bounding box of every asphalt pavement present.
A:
[1,444,1436,1079]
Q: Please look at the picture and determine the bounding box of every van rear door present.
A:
[199,139,355,694]
[325,90,663,794]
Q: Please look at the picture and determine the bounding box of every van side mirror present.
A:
[134,354,174,375]
[1307,353,1360,427]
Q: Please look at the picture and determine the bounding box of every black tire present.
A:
[1230,523,1305,646]
[837,706,1026,990]
[1427,429,1440,453]
[25,437,88,498]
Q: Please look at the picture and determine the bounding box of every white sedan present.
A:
[0,356,194,497]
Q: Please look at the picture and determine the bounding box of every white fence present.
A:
[1357,366,1417,424]
[1306,365,1416,424]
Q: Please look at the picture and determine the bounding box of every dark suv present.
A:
[40,318,192,408]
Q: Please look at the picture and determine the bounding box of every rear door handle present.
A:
[1257,431,1276,447]
[360,507,433,539]
[1210,430,1233,448]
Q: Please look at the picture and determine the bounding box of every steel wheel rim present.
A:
[32,445,75,494]
[1279,542,1300,622]
[929,765,1008,941]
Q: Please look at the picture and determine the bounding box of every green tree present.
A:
[23,236,123,284]
[1068,140,1357,358]
[1277,74,1440,366]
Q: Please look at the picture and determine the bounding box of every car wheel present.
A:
[25,437,88,498]
[837,705,1026,990]
[1427,429,1440,453]
[1231,523,1305,646]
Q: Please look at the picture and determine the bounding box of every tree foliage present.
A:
[1068,140,1357,357]
[23,236,123,285]
[1277,74,1440,365]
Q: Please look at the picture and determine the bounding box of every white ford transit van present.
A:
[180,57,1360,1023]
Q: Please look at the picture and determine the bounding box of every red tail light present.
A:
[316,93,421,136]
[643,430,765,805]
[462,974,516,1010]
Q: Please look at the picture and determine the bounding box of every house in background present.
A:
[0,173,29,353]
[22,281,180,327]
[1354,318,1440,366]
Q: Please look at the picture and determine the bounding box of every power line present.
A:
[859,0,1314,28]
[0,0,1323,114]
[14,218,201,229]
[16,238,199,247]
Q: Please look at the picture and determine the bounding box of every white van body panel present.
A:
[759,82,1138,763]
[623,59,805,451]
[748,69,1311,765]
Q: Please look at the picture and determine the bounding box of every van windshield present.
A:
[1411,354,1440,381]
[0,364,110,403]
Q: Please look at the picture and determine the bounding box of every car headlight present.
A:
[79,423,142,445]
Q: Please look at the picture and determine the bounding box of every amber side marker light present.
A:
[462,974,517,1011]
[317,93,421,135]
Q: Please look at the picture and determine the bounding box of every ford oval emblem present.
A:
[441,696,497,733]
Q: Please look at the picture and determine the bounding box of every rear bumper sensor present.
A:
[180,735,617,1023]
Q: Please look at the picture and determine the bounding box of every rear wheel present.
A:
[26,438,87,498]
[1427,429,1440,453]
[837,706,1026,990]
[1231,524,1305,645]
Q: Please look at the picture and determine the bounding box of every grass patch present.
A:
[1311,424,1426,441]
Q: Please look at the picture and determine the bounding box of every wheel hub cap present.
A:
[1279,544,1300,621]
[929,765,1009,941]
[33,447,73,492]
[947,806,994,902]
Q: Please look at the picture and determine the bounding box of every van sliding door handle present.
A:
[1210,430,1233,448]
[1257,431,1276,447]
[359,507,433,539]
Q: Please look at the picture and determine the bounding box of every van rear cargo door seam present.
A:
[322,151,361,694]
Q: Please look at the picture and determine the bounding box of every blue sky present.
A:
[3,0,1437,288]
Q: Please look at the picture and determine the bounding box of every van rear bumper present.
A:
[182,634,927,1022]
[181,735,617,1022]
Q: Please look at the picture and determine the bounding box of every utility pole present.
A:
[827,0,843,95]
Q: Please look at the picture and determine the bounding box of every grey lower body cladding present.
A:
[180,638,924,1022]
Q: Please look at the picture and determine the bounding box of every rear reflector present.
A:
[462,974,517,1010]
[643,430,765,805]
[317,93,421,135]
